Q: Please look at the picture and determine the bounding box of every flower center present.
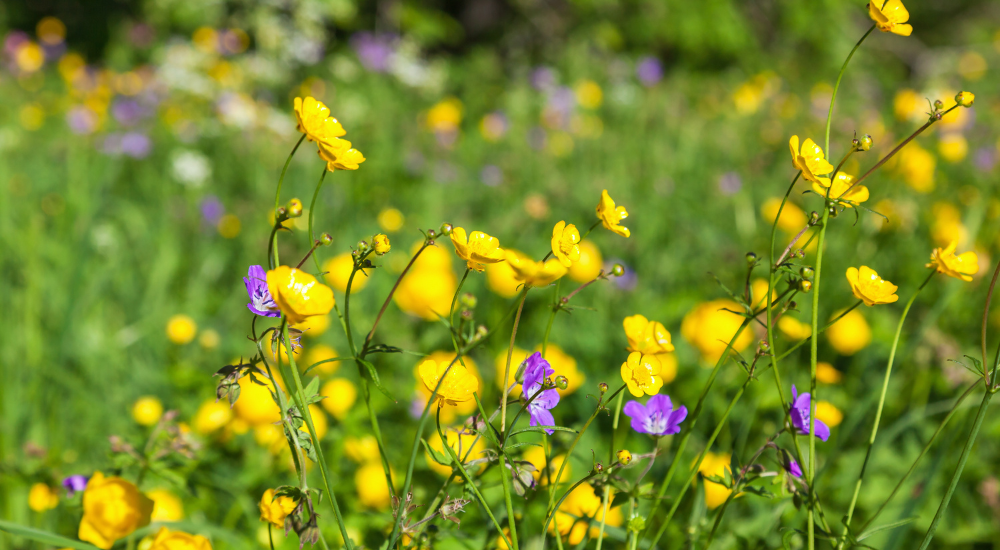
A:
[644,411,668,434]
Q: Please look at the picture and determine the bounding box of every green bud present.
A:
[287,198,303,218]
[809,211,820,226]
[933,99,944,110]
[598,382,609,395]
[612,264,625,277]
[439,223,454,236]
[276,206,288,220]
[357,240,369,251]
[745,252,757,265]
[759,340,770,353]
[800,267,814,279]
[460,293,477,309]
[859,134,873,151]
[627,515,647,533]
[320,233,333,246]
[555,375,569,390]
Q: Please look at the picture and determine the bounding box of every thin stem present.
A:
[594,484,611,550]
[774,301,863,361]
[307,168,329,273]
[541,279,561,358]
[823,25,875,154]
[501,288,530,433]
[806,207,828,550]
[275,135,306,212]
[361,242,431,355]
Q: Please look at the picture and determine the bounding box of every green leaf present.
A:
[508,426,577,437]
[0,520,102,550]
[502,441,541,451]
[358,358,395,401]
[302,357,343,377]
[420,438,452,466]
[856,517,919,541]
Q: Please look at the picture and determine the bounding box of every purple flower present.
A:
[112,99,148,127]
[636,56,663,87]
[120,132,152,159]
[530,67,556,91]
[784,458,803,478]
[350,32,396,73]
[521,352,560,434]
[718,171,742,196]
[63,475,88,496]
[790,385,830,441]
[624,394,687,436]
[66,106,98,135]
[201,196,224,225]
[244,265,279,317]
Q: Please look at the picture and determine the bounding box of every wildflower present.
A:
[699,453,733,509]
[147,527,212,550]
[869,0,913,37]
[394,245,457,320]
[344,435,381,464]
[233,375,281,426]
[486,258,522,298]
[79,472,153,549]
[846,266,899,306]
[356,463,394,509]
[938,134,968,164]
[193,400,232,434]
[550,221,581,267]
[574,80,603,109]
[450,227,505,271]
[166,315,197,345]
[789,136,833,184]
[378,208,404,232]
[521,353,561,434]
[426,429,486,477]
[551,484,622,544]
[419,359,479,407]
[617,449,633,465]
[790,385,830,441]
[620,352,664,397]
[505,250,567,287]
[539,344,586,394]
[896,142,935,193]
[293,314,330,338]
[321,379,357,420]
[28,483,59,512]
[816,362,842,384]
[323,252,369,293]
[426,98,463,133]
[778,316,812,340]
[523,447,572,485]
[63,475,88,497]
[322,144,366,171]
[816,401,844,427]
[636,56,663,86]
[826,308,871,355]
[927,241,979,282]
[131,396,164,426]
[784,458,803,478]
[373,234,391,255]
[147,489,184,522]
[681,300,754,362]
[266,266,335,325]
[568,240,602,282]
[624,393,687,437]
[259,489,296,528]
[761,198,807,233]
[293,96,346,144]
[955,91,975,108]
[596,189,631,238]
[623,315,674,355]
[812,172,869,206]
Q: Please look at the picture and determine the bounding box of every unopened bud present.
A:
[460,293,477,309]
[439,223,454,236]
[859,134,873,151]
[627,516,647,533]
[828,206,839,218]
[287,198,303,218]
[745,252,757,265]
[955,91,975,108]
[799,280,813,293]
[320,233,333,245]
[800,267,814,279]
[594,462,604,473]
[598,382,609,395]
[555,375,569,390]
[276,206,288,219]
[617,449,633,465]
[759,340,770,353]
[795,249,805,259]
[933,99,944,110]
[809,211,820,226]
[611,264,625,277]
[357,240,369,252]
[426,229,437,239]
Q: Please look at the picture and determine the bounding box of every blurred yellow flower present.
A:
[132,396,164,426]
[28,483,59,512]
[193,399,232,434]
[896,143,935,193]
[304,344,339,376]
[355,463,394,509]
[19,104,45,130]
[574,80,603,109]
[166,315,197,345]
[378,208,404,232]
[344,435,381,463]
[816,362,843,384]
[750,278,776,309]
[551,483,621,544]
[505,250,567,287]
[148,489,184,522]
[699,452,733,509]
[426,429,486,477]
[869,0,913,36]
[217,214,241,238]
[37,17,67,45]
[79,472,153,549]
[930,202,965,246]
[846,266,899,306]
[486,258,523,298]
[826,309,871,356]
[893,89,922,121]
[812,173,869,206]
[394,262,456,320]
[596,189,630,238]
[761,198,807,233]
[373,234,391,255]
[419,360,479,407]
[551,221,581,267]
[302,404,328,442]
[321,379,357,420]
[15,42,45,72]
[816,401,843,427]
[292,314,330,338]
[538,344,587,394]
[523,447,572,485]
[199,329,220,349]
[259,488,296,528]
[568,240,602,282]
[147,527,211,550]
[450,227,505,271]
[681,300,754,362]
[233,375,281,426]
[266,266,335,325]
[620,352,663,397]
[927,241,979,282]
[426,98,463,132]
[938,134,968,163]
[323,252,368,293]
[778,316,812,340]
[293,96,346,144]
[623,314,675,355]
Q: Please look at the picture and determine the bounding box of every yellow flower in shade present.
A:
[927,241,979,282]
[816,362,843,384]
[551,483,622,545]
[537,344,586,394]
[450,227,505,271]
[620,352,664,397]
[259,489,297,528]
[826,309,871,356]
[323,252,368,293]
[596,189,630,238]
[812,172,869,206]
[344,435,381,464]
[789,136,834,184]
[79,472,153,549]
[778,316,812,340]
[426,429,487,477]
[320,379,357,420]
[372,234,391,255]
[233,374,282,426]
[193,400,232,434]
[377,208,404,232]
[760,198,807,234]
[816,401,844,427]
[846,266,899,306]
[930,203,965,246]
[356,463,394,509]
[523,447,573,485]
[293,97,346,144]
[505,250,567,287]
[147,527,212,550]
[166,315,197,345]
[551,221,581,267]
[486,258,522,298]
[28,483,59,512]
[304,344,339,376]
[419,359,479,407]
[868,0,912,36]
[896,143,935,193]
[568,240,602,282]
[394,262,456,320]
[623,315,675,355]
[148,489,184,522]
[681,300,754,362]
[131,396,164,426]
[699,452,733,509]
[266,266,335,325]
[955,91,975,108]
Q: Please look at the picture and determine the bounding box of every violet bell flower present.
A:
[520,352,560,434]
[63,475,88,496]
[244,265,280,317]
[790,385,830,441]
[624,394,687,436]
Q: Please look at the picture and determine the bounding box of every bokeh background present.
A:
[2,0,1000,548]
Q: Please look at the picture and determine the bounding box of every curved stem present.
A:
[275,135,306,212]
[361,243,431,355]
[823,25,875,154]
[307,168,329,273]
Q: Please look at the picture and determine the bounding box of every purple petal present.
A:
[531,388,560,410]
[666,405,688,434]
[529,408,556,434]
[814,420,831,442]
[791,384,799,401]
[788,459,802,478]
[646,394,672,415]
[624,400,649,434]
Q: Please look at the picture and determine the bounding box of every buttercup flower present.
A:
[131,396,163,426]
[245,265,280,317]
[63,475,88,497]
[426,429,486,477]
[419,359,479,407]
[148,489,184,522]
[846,266,899,306]
[320,378,357,420]
[826,308,871,355]
[293,96,346,143]
[265,266,335,325]
[568,240,602,282]
[320,142,366,171]
[869,0,913,37]
[790,385,830,442]
[789,135,833,184]
[617,449,633,465]
[450,227,505,271]
[550,221,581,267]
[356,463,394,509]
[258,488,296,528]
[372,234,391,255]
[551,483,622,544]
[623,394,687,436]
[596,189,630,238]
[699,452,733,509]
[147,527,212,550]
[681,300,754,362]
[623,314,674,355]
[812,172,869,206]
[28,483,59,512]
[79,472,154,549]
[521,352,560,434]
[620,352,664,397]
[523,447,572,485]
[505,250,567,287]
[955,91,975,108]
[166,314,197,345]
[927,241,979,282]
[194,399,232,434]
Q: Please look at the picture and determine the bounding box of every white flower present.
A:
[171,150,212,187]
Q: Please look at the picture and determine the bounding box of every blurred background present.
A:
[2,0,1000,547]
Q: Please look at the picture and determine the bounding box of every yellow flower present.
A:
[815,401,844,427]
[377,208,404,232]
[812,172,869,206]
[896,143,935,193]
[551,484,622,545]
[418,359,479,407]
[147,490,184,522]
[394,263,456,320]
[293,97,346,144]
[617,450,633,465]
[323,252,369,293]
[486,258,523,298]
[505,250,567,287]
[523,447,573,485]
[698,452,733,509]
[596,189,630,238]
[778,316,812,340]
[356,463,394,509]
[193,400,232,434]
[292,314,330,338]
[418,352,481,420]
[869,0,913,36]
[426,98,463,132]
[147,527,212,550]
[537,344,586,394]
[79,472,153,549]
[620,352,664,397]
[551,221,581,267]
[233,375,281,426]
[320,378,357,420]
[568,240,602,283]
[816,362,843,384]
[304,344,339,376]
[426,429,487,477]
[28,483,59,512]
[166,315,197,345]
[373,234,391,255]
[321,144,366,171]
[930,203,965,246]
[826,309,871,356]
[938,134,968,163]
[681,300,754,362]
[928,241,979,282]
[258,489,297,528]
[750,278,776,309]
[450,227,505,271]
[955,91,975,108]
[761,198,807,233]
[266,266,335,325]
[789,136,834,184]
[574,80,603,109]
[131,396,164,426]
[846,266,899,306]
[344,435,381,464]
[623,314,675,355]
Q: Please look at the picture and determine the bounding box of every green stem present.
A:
[501,288,530,433]
[773,301,863,361]
[823,25,875,154]
[307,168,328,273]
[541,279,561,357]
[806,207,828,550]
[275,135,306,212]
[767,173,802,432]
[594,484,611,550]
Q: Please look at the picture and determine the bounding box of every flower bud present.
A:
[617,449,633,465]
[745,252,757,265]
[799,267,814,279]
[808,211,820,226]
[611,264,625,277]
[287,198,303,218]
[460,293,477,309]
[357,240,369,252]
[933,99,944,110]
[859,134,873,151]
[439,223,454,236]
[426,229,437,240]
[320,233,333,246]
[827,206,838,218]
[373,234,391,255]
[594,462,604,473]
[627,515,647,533]
[795,249,805,259]
[554,375,569,390]
[276,206,288,220]
[598,382,609,395]
[758,340,770,353]
[799,280,813,293]
[955,91,975,108]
